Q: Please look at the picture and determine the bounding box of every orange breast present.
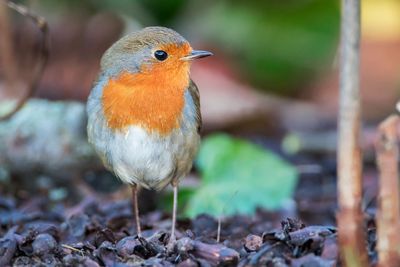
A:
[101,64,190,135]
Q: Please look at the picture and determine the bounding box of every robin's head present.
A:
[99,27,211,134]
[100,26,212,77]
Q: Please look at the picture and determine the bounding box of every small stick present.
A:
[0,0,49,121]
[61,244,85,257]
[375,115,400,267]
[336,0,369,266]
[0,1,17,85]
[131,184,141,237]
[216,217,221,243]
[216,190,238,242]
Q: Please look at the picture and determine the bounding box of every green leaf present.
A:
[185,134,298,217]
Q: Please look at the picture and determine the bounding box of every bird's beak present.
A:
[181,50,213,61]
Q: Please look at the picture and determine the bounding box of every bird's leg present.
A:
[131,184,142,237]
[170,184,179,243]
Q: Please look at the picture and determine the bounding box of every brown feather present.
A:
[188,79,202,133]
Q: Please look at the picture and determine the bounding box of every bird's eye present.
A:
[154,50,168,61]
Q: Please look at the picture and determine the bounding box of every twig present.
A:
[61,244,84,254]
[216,216,221,243]
[336,0,369,266]
[375,115,400,267]
[0,0,49,121]
[216,190,238,242]
[0,1,17,85]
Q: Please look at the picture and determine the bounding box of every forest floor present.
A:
[0,159,378,267]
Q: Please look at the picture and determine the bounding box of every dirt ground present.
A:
[0,161,377,267]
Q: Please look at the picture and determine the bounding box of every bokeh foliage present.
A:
[192,0,340,94]
[36,0,339,95]
[186,134,298,217]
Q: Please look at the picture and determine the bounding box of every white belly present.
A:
[106,126,199,190]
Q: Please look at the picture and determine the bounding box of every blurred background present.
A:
[0,0,399,225]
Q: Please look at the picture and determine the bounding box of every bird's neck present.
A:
[101,69,190,135]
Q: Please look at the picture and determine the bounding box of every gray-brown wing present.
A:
[188,79,202,133]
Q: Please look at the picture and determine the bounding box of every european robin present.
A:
[86,26,212,242]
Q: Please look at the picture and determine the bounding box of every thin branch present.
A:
[337,0,369,266]
[216,190,238,242]
[216,216,221,243]
[0,1,17,85]
[0,0,49,121]
[375,115,400,267]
